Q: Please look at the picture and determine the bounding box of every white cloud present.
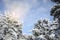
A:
[3,0,31,21]
[3,0,49,21]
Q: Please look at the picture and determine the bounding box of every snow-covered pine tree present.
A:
[32,19,52,40]
[0,14,23,40]
[32,18,59,40]
[32,0,60,40]
[50,0,60,40]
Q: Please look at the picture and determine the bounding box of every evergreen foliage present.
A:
[51,0,60,3]
[0,0,60,40]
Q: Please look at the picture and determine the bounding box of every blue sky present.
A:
[0,0,55,34]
